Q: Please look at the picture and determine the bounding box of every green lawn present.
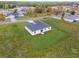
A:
[27,19,68,49]
[5,18,11,22]
[0,18,79,57]
[16,16,31,20]
[28,28,67,49]
[0,19,68,49]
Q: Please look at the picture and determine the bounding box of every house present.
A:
[5,14,17,21]
[25,21,51,35]
[19,7,27,14]
[5,11,24,19]
[12,12,19,18]
[64,14,79,22]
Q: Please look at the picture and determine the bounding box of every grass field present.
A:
[0,18,79,57]
[16,16,31,20]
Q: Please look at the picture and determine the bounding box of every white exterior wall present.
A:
[75,19,79,21]
[25,26,51,36]
[64,18,74,22]
[33,27,51,35]
[33,30,41,35]
[25,26,35,35]
[43,27,51,32]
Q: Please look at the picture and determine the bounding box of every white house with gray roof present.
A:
[64,14,79,22]
[25,21,51,35]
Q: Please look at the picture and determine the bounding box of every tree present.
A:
[62,12,65,17]
[70,10,75,15]
[0,13,5,21]
[0,4,3,8]
[61,12,65,21]
[66,9,70,13]
[34,5,46,13]
[2,2,9,9]
[4,3,9,9]
[27,8,33,16]
[13,9,18,13]
[47,7,56,15]
[8,4,16,8]
[47,7,53,15]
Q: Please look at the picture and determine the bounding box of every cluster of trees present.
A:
[34,5,46,13]
[16,2,79,6]
[70,10,76,15]
[66,9,76,15]
[0,2,16,9]
[26,5,60,17]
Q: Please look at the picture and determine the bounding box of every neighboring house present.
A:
[25,21,51,35]
[5,11,24,19]
[52,13,63,20]
[64,17,74,22]
[5,13,14,18]
[64,14,79,22]
[12,12,19,18]
[5,14,16,21]
[15,7,27,14]
[5,13,16,18]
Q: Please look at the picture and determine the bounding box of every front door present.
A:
[41,30,43,32]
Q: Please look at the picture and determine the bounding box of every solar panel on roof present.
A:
[26,21,51,31]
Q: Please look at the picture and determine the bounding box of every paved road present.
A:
[0,15,59,25]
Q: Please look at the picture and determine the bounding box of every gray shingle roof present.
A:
[64,14,79,20]
[26,21,51,31]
